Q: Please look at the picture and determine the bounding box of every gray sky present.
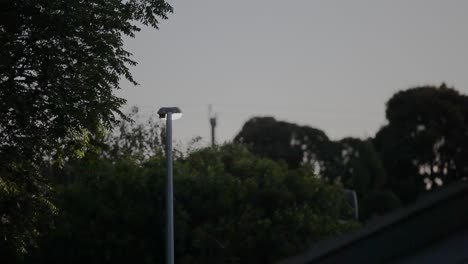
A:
[118,0,468,148]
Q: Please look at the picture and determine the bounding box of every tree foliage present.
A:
[234,117,339,176]
[0,162,56,261]
[234,117,399,219]
[374,84,468,203]
[337,138,401,219]
[0,0,172,162]
[29,144,356,264]
[338,138,386,195]
[100,106,164,162]
[0,0,172,257]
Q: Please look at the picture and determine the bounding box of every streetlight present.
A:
[158,107,182,264]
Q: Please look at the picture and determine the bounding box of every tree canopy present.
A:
[374,84,468,203]
[235,85,468,214]
[0,0,172,257]
[234,117,400,219]
[0,0,172,162]
[29,144,356,264]
[234,117,337,174]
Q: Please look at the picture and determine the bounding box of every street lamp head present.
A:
[158,107,183,120]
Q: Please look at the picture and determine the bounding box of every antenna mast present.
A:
[209,104,217,147]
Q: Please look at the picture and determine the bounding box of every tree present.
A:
[374,84,468,203]
[338,138,386,195]
[175,145,356,263]
[0,0,172,162]
[234,117,401,220]
[234,117,342,179]
[338,138,400,219]
[30,144,357,264]
[101,106,165,162]
[0,0,172,257]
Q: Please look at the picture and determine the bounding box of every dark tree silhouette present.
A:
[374,84,468,204]
[338,138,400,219]
[338,138,386,194]
[234,117,339,176]
[234,117,399,219]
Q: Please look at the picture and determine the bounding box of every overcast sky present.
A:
[117,0,468,148]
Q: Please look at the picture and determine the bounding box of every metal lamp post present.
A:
[158,107,182,264]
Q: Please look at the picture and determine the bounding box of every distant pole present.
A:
[165,112,174,264]
[210,116,216,147]
[209,104,217,147]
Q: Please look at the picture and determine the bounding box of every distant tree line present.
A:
[235,83,468,219]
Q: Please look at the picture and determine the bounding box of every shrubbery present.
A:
[29,144,356,264]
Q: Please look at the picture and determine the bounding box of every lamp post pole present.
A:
[158,107,181,264]
[165,112,174,264]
